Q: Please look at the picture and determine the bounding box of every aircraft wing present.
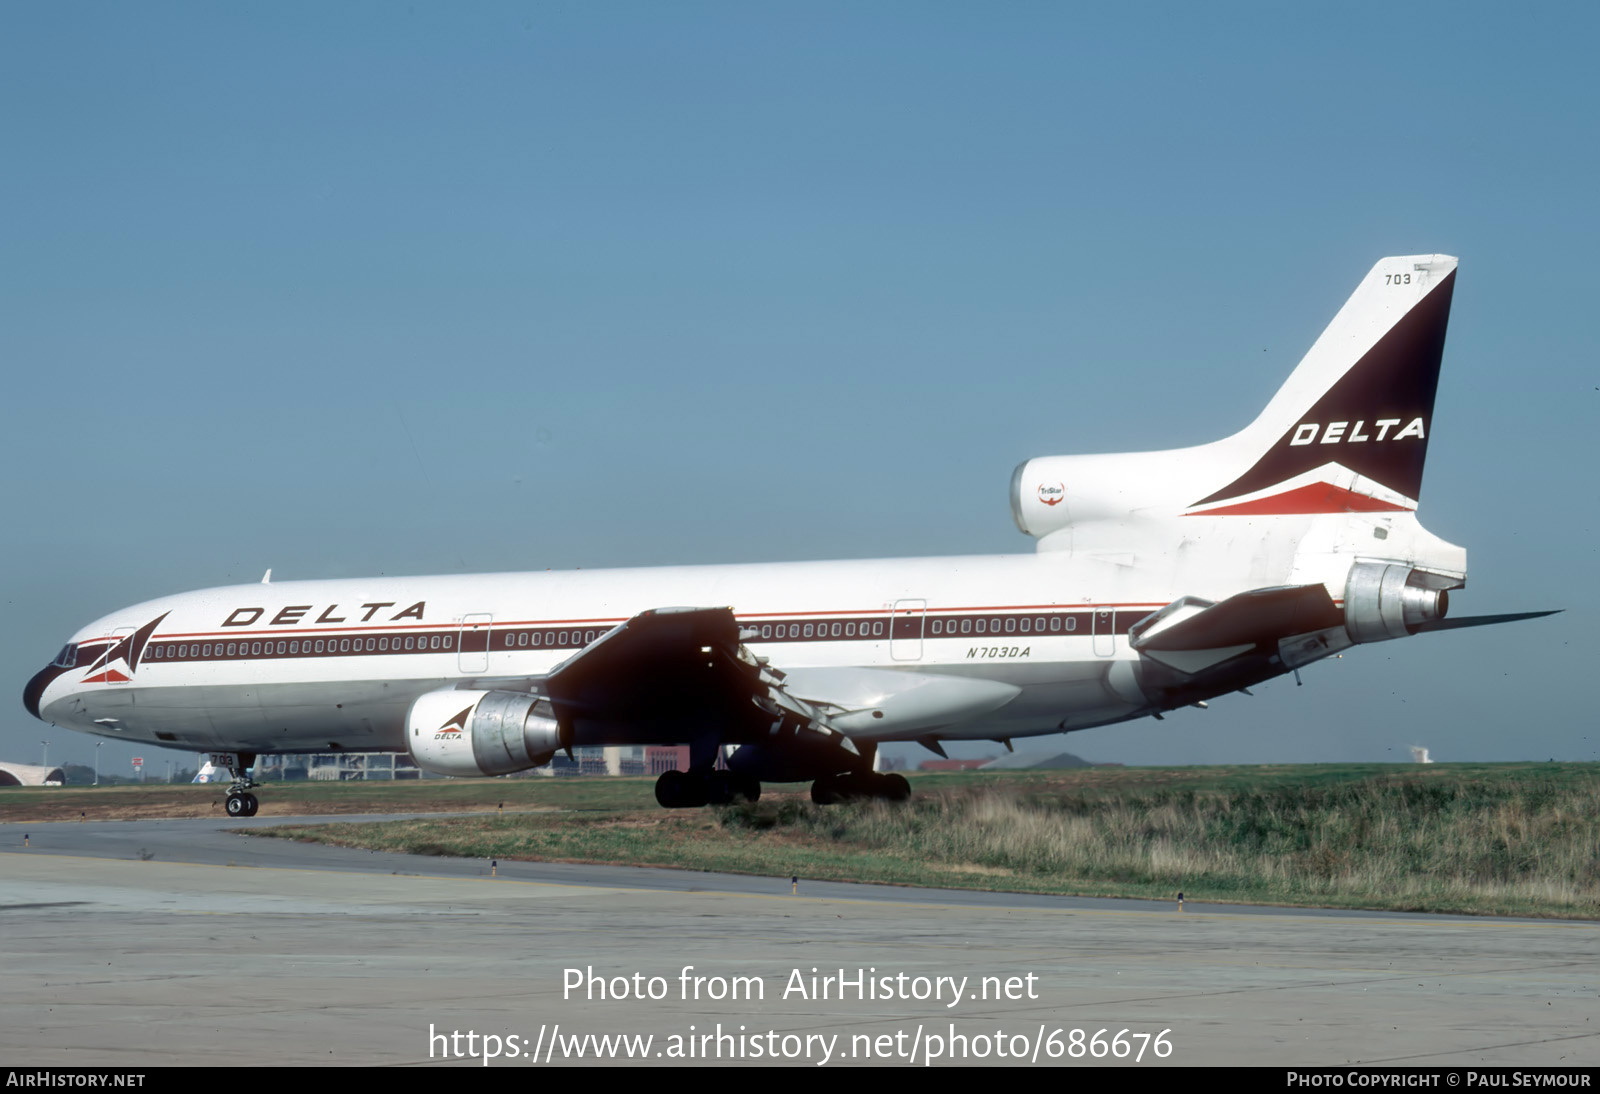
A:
[540,606,1021,752]
[542,606,854,752]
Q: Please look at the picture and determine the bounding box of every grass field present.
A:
[0,776,650,823]
[144,762,1600,919]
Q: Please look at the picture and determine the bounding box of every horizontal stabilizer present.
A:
[1413,610,1562,633]
[1132,585,1345,652]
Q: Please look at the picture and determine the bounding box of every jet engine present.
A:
[1342,561,1450,644]
[406,688,564,777]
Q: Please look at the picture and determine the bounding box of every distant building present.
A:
[0,762,66,787]
[538,746,720,777]
[255,753,421,781]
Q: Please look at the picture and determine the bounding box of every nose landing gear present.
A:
[220,752,261,818]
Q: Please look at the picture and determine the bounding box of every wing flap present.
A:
[542,606,849,750]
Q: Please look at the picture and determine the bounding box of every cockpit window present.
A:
[52,643,78,668]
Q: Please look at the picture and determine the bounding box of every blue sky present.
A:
[3,3,1596,773]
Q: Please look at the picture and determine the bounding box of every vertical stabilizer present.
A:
[1188,255,1456,515]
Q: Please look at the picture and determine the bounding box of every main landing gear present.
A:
[222,752,261,818]
[655,770,762,808]
[810,771,911,805]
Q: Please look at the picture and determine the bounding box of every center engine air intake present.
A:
[1343,561,1450,644]
[406,688,564,777]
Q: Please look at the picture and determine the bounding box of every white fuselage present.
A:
[30,548,1238,756]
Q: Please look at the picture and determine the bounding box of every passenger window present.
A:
[1006,618,1016,633]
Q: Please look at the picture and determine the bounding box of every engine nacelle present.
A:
[406,688,563,777]
[1343,561,1449,644]
[1010,449,1196,539]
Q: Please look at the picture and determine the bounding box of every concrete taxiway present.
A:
[1,815,1596,1067]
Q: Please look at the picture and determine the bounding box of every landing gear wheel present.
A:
[705,772,737,806]
[702,772,761,805]
[654,770,709,809]
[223,752,262,817]
[810,775,846,806]
[811,772,911,805]
[877,773,911,803]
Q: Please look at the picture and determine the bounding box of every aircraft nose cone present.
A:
[23,666,58,721]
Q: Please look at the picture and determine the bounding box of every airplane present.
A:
[24,255,1555,817]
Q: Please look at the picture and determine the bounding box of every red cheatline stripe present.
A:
[142,603,1173,641]
[80,669,130,684]
[1187,482,1413,517]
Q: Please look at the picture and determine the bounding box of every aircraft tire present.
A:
[810,775,846,805]
[655,771,709,809]
[225,793,249,818]
[705,773,737,806]
[875,774,911,803]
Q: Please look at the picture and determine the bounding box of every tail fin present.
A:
[1188,255,1457,515]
